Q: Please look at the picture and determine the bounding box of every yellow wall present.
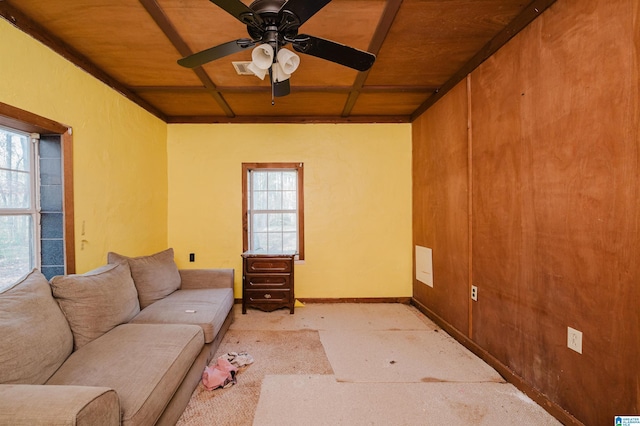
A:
[167,124,413,298]
[1,19,413,296]
[0,20,169,272]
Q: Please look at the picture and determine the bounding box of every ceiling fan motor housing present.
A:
[246,0,300,48]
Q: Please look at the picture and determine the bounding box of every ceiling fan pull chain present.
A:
[270,68,275,105]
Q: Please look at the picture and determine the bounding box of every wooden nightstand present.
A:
[241,251,295,314]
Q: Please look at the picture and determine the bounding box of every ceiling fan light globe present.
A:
[247,61,268,80]
[251,44,275,70]
[277,48,300,74]
[273,63,291,83]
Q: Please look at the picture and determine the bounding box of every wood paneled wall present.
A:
[412,80,470,335]
[412,0,640,424]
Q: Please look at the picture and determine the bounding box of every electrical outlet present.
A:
[471,285,478,301]
[567,327,582,354]
[189,253,195,262]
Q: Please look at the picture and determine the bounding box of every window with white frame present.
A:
[0,126,38,290]
[0,102,72,290]
[242,163,304,260]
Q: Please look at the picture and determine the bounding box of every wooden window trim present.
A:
[242,162,304,260]
[0,101,76,274]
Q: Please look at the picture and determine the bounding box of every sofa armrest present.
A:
[0,384,120,426]
[179,268,234,290]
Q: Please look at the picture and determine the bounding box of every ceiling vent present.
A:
[232,61,255,76]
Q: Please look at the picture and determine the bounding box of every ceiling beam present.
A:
[341,0,404,117]
[166,115,411,124]
[0,1,167,121]
[138,0,235,117]
[410,0,558,121]
[130,85,437,94]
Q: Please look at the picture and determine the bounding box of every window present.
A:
[242,163,304,260]
[0,126,37,289]
[0,101,74,291]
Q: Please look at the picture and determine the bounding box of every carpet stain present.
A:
[451,401,488,423]
[421,377,446,382]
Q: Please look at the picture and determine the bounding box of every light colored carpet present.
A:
[320,329,503,383]
[177,304,561,426]
[229,302,432,332]
[254,375,561,426]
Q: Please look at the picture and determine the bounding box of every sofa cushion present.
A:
[46,323,204,426]
[131,287,234,343]
[50,262,140,350]
[108,248,181,309]
[0,270,73,385]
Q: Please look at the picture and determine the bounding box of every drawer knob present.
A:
[264,293,272,299]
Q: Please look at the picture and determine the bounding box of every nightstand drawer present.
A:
[245,274,291,289]
[245,257,293,273]
[245,289,291,304]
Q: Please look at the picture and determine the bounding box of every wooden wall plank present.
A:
[412,79,470,334]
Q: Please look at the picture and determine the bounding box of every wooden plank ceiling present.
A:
[0,0,555,123]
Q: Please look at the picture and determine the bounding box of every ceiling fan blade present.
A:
[291,35,376,72]
[279,0,332,26]
[178,39,255,68]
[209,0,263,28]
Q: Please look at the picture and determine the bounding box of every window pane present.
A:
[253,191,267,210]
[267,232,283,252]
[267,191,282,210]
[253,213,268,233]
[1,127,32,210]
[282,172,296,190]
[283,232,297,251]
[0,215,33,291]
[253,172,268,190]
[0,169,31,208]
[0,129,30,171]
[253,232,268,252]
[283,213,296,231]
[267,172,282,190]
[268,213,283,231]
[282,190,296,210]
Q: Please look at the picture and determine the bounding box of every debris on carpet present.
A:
[201,352,254,390]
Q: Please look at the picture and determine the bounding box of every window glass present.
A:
[0,215,34,289]
[243,163,304,259]
[267,191,282,210]
[0,130,31,209]
[0,127,35,290]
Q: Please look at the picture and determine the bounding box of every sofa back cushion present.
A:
[107,248,181,309]
[0,270,73,384]
[50,262,140,350]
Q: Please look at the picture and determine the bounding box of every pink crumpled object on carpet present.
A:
[202,357,238,390]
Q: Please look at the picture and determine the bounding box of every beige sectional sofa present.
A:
[0,248,234,426]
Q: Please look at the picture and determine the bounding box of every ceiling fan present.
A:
[177,0,376,99]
